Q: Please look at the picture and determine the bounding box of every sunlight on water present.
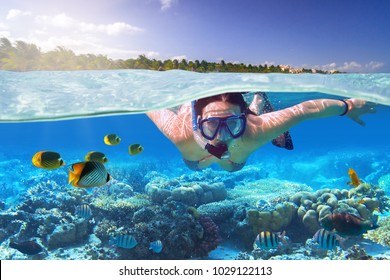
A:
[1,70,389,122]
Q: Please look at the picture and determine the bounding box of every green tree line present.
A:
[0,37,331,73]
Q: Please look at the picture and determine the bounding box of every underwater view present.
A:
[1,70,390,260]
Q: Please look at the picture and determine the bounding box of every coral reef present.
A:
[378,174,390,195]
[0,168,228,260]
[145,179,227,206]
[193,216,221,257]
[1,158,389,261]
[246,202,297,233]
[289,186,390,234]
[363,216,390,247]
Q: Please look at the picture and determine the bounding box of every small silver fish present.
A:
[75,204,92,219]
[109,235,137,249]
[149,240,163,253]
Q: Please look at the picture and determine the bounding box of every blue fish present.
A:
[312,229,340,250]
[109,235,137,249]
[75,204,92,219]
[253,231,285,250]
[149,240,163,253]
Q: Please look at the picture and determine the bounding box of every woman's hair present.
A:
[194,92,251,117]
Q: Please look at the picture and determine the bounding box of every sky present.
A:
[0,0,389,72]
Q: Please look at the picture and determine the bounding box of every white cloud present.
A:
[33,13,143,36]
[1,9,153,59]
[160,0,177,11]
[35,13,76,28]
[320,62,338,70]
[366,61,384,70]
[319,61,384,73]
[99,22,143,36]
[6,9,32,20]
[320,61,363,72]
[78,21,142,36]
[338,61,362,72]
[263,60,275,66]
[0,22,8,29]
[0,31,11,38]
[171,55,187,61]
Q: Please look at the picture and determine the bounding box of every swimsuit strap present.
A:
[199,154,213,163]
[226,160,246,171]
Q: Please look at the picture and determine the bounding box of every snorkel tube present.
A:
[191,100,230,159]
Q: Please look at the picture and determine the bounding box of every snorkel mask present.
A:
[191,100,246,159]
[198,114,246,140]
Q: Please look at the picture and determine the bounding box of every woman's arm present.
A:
[146,109,181,143]
[146,106,193,145]
[247,99,376,145]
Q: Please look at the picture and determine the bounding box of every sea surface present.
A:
[0,70,389,260]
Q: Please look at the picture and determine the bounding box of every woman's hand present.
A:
[346,99,377,126]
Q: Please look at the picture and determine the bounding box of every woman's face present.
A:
[201,101,242,145]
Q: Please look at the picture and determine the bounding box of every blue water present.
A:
[1,101,388,190]
[1,71,390,260]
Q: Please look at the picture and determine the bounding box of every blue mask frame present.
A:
[198,114,246,140]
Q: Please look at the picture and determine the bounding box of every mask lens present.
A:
[226,117,244,137]
[200,118,220,140]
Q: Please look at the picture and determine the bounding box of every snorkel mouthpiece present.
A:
[205,142,230,159]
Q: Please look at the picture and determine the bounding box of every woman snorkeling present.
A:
[147,92,376,172]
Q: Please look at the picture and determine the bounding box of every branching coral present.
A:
[230,179,312,207]
[93,195,150,213]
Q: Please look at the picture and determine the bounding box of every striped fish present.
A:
[253,231,285,250]
[68,161,110,188]
[312,229,340,250]
[149,240,163,253]
[109,235,137,249]
[75,204,92,219]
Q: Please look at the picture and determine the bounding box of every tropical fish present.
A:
[253,231,285,250]
[32,151,65,170]
[68,161,110,188]
[149,240,163,253]
[347,168,363,187]
[9,240,43,255]
[104,134,121,145]
[312,229,340,250]
[84,151,108,164]
[320,213,378,236]
[128,144,144,155]
[109,235,137,249]
[75,204,93,219]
